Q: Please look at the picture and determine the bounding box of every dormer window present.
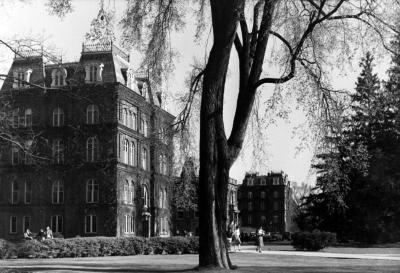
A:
[13,69,32,89]
[85,63,104,83]
[51,68,67,87]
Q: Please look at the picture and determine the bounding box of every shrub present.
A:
[0,239,17,259]
[5,236,199,259]
[292,230,336,251]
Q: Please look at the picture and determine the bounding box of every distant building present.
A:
[0,42,174,240]
[238,172,298,234]
[172,177,239,236]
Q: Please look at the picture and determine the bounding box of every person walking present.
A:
[233,226,241,251]
[256,226,265,253]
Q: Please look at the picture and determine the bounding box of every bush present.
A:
[9,236,199,259]
[292,230,336,251]
[0,239,17,259]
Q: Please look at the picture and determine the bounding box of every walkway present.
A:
[238,245,400,261]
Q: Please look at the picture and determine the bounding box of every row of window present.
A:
[246,201,280,212]
[11,136,100,165]
[11,105,100,128]
[247,176,281,186]
[9,180,152,206]
[246,215,279,225]
[119,102,149,137]
[9,215,97,234]
[122,139,149,170]
[246,190,279,200]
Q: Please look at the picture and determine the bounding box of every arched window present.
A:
[128,110,133,128]
[130,141,135,166]
[130,180,135,204]
[86,179,99,203]
[86,104,99,124]
[52,108,64,127]
[25,108,32,127]
[124,139,129,164]
[159,154,163,174]
[142,148,148,170]
[52,180,64,204]
[143,185,149,207]
[86,136,99,162]
[123,180,129,204]
[52,139,64,164]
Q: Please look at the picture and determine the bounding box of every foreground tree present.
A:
[46,0,400,269]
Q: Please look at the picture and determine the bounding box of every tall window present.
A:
[128,110,133,128]
[140,118,144,134]
[86,136,99,162]
[86,179,99,203]
[85,215,97,233]
[131,109,137,130]
[25,108,32,127]
[143,185,149,207]
[125,215,134,234]
[144,121,149,137]
[52,108,64,127]
[260,201,265,210]
[12,109,19,128]
[51,215,63,233]
[261,216,267,225]
[123,180,129,204]
[159,154,168,175]
[261,191,266,199]
[17,71,25,87]
[273,190,279,198]
[124,139,129,164]
[123,108,128,126]
[273,215,279,224]
[247,215,252,225]
[229,191,235,205]
[10,216,17,233]
[23,216,31,232]
[130,141,135,166]
[24,181,31,204]
[273,201,279,211]
[142,148,148,170]
[52,139,64,164]
[129,181,135,204]
[159,189,164,208]
[89,65,97,82]
[86,104,99,124]
[11,181,18,204]
[52,180,64,204]
[247,191,253,199]
[248,202,253,211]
[11,145,19,165]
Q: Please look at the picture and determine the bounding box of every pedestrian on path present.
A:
[256,226,265,253]
[233,226,241,251]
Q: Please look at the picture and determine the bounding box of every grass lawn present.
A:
[1,251,400,273]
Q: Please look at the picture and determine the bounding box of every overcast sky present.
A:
[0,0,392,185]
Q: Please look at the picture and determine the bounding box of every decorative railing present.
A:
[14,49,42,59]
[82,41,129,61]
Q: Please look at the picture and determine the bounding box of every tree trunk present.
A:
[198,2,242,269]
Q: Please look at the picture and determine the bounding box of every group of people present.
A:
[227,222,241,252]
[24,227,54,241]
[226,224,267,253]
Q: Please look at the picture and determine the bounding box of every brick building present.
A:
[0,42,174,240]
[238,172,298,234]
[172,178,239,236]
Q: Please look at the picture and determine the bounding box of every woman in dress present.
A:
[46,226,53,239]
[256,226,265,253]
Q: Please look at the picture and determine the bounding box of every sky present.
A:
[0,0,392,185]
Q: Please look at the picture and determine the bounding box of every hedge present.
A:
[292,230,336,251]
[0,236,199,259]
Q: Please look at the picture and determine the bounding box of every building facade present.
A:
[0,42,174,240]
[238,172,298,234]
